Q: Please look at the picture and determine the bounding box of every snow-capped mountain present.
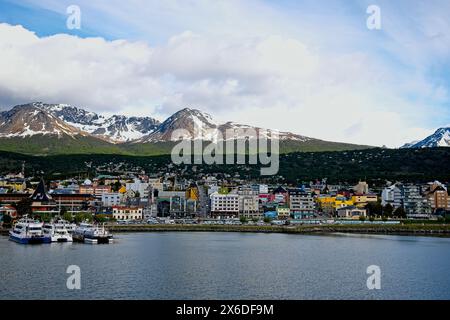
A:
[0,102,370,156]
[138,108,219,142]
[0,104,84,138]
[137,107,312,143]
[402,128,450,148]
[37,103,160,142]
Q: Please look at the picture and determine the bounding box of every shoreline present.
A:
[2,224,450,238]
[108,223,450,237]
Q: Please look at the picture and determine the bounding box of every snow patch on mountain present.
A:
[401,128,450,148]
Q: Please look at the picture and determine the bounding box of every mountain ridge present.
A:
[401,127,450,149]
[0,102,373,155]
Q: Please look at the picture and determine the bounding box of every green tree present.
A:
[366,201,382,216]
[111,181,122,192]
[394,206,407,219]
[359,216,366,222]
[60,206,67,216]
[383,204,393,217]
[75,213,92,223]
[239,216,248,224]
[13,198,32,217]
[263,217,272,223]
[95,214,109,223]
[37,213,51,223]
[63,212,73,222]
[2,214,12,228]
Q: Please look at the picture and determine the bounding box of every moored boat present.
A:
[43,221,73,242]
[9,217,51,244]
[73,222,113,244]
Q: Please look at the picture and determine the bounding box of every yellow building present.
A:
[186,186,199,201]
[316,196,334,213]
[351,194,378,208]
[0,181,26,192]
[334,196,354,209]
[316,196,354,213]
[276,206,290,219]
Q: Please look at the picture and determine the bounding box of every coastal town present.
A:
[1,161,449,231]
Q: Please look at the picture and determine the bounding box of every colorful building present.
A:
[351,194,378,208]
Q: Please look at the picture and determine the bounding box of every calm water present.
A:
[1,232,450,300]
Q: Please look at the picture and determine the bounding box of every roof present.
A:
[30,179,52,202]
[337,205,358,211]
[273,186,288,194]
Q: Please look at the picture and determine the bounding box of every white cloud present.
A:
[0,21,445,147]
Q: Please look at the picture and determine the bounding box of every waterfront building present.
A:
[337,206,367,219]
[0,193,30,205]
[316,195,353,214]
[30,179,58,215]
[210,191,239,218]
[288,189,316,219]
[381,183,404,208]
[238,188,260,219]
[276,205,290,219]
[156,190,197,217]
[264,211,278,219]
[112,206,143,220]
[425,181,450,213]
[351,194,378,208]
[403,184,431,216]
[53,194,95,214]
[316,196,335,214]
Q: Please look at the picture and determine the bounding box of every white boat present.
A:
[54,219,77,234]
[43,221,73,242]
[73,222,113,244]
[9,217,51,244]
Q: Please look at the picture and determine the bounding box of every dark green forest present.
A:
[0,147,449,184]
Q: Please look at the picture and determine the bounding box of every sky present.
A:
[0,0,449,147]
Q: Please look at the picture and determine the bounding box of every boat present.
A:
[43,221,73,242]
[73,222,113,244]
[9,217,51,244]
[54,219,77,234]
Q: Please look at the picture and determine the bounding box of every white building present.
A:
[101,192,122,207]
[337,206,367,219]
[259,184,269,194]
[381,184,403,208]
[288,190,316,218]
[126,179,150,198]
[353,181,369,194]
[238,189,260,218]
[112,206,143,220]
[210,191,239,218]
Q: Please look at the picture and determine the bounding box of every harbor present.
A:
[1,231,450,300]
[4,217,113,245]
